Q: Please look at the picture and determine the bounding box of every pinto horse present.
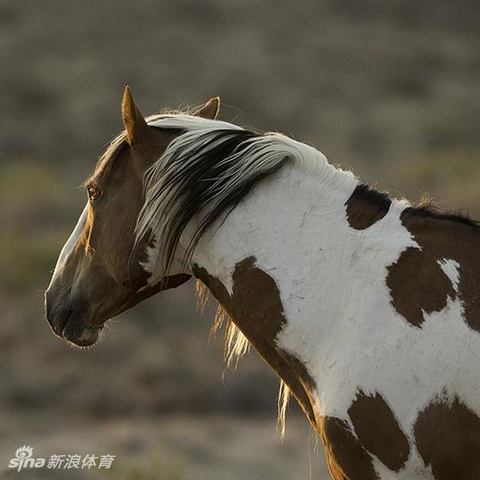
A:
[45,87,480,480]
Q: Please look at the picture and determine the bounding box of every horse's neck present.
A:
[191,161,359,286]
[190,160,409,323]
[189,161,411,424]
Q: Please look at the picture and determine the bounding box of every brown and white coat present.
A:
[46,91,480,479]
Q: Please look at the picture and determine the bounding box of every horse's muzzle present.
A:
[45,289,102,347]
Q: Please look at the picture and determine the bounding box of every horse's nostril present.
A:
[51,309,72,338]
[44,289,72,338]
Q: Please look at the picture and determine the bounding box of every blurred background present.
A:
[1,1,479,478]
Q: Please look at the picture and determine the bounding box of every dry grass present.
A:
[1,1,479,478]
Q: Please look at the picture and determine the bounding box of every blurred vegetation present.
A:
[0,160,80,295]
[371,147,480,217]
[103,449,185,480]
[1,0,479,478]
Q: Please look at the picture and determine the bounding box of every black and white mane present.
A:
[134,115,336,273]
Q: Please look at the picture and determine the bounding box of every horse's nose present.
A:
[44,287,70,338]
[44,287,102,347]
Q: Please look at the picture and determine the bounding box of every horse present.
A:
[45,87,480,480]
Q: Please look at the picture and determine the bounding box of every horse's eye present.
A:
[87,186,102,202]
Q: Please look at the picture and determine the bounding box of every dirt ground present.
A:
[1,1,479,478]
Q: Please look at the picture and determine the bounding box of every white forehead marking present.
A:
[52,203,88,278]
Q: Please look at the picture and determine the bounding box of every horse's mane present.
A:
[405,197,480,228]
[132,115,349,436]
[134,115,343,274]
[355,184,479,229]
[98,113,478,436]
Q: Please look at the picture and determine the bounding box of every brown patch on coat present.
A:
[345,184,392,230]
[414,396,480,479]
[388,206,480,332]
[193,257,318,429]
[386,247,456,327]
[321,417,378,480]
[348,391,410,471]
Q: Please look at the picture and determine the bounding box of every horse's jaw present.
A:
[44,273,191,348]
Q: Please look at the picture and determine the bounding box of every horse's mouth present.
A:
[47,305,104,348]
[62,321,103,347]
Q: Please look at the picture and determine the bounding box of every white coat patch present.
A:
[189,151,480,478]
[438,258,461,292]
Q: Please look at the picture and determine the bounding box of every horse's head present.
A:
[45,87,220,347]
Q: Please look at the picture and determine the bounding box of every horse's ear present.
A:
[194,96,220,119]
[121,86,149,146]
